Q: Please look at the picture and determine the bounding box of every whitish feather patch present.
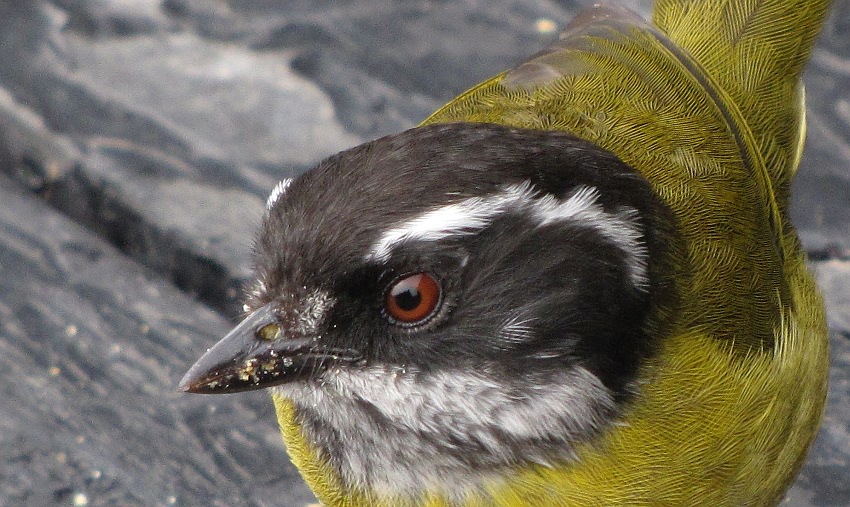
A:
[278,365,614,501]
[366,182,537,263]
[266,178,293,210]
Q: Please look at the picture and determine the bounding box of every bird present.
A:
[179,0,833,505]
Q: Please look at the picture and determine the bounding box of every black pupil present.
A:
[394,287,421,311]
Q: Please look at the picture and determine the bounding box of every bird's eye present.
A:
[384,272,442,326]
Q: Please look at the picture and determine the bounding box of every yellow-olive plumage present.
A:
[273,0,831,505]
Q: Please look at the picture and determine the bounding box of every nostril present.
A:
[257,323,281,341]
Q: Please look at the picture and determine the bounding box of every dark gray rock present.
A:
[0,175,316,506]
[792,1,850,257]
[0,0,361,314]
[0,0,848,505]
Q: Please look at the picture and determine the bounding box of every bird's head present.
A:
[180,122,679,497]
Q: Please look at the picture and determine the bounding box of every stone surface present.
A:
[0,175,316,505]
[0,0,848,505]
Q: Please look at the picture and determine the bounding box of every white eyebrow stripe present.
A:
[266,178,293,210]
[525,186,599,226]
[530,189,649,289]
[367,182,649,289]
[366,182,537,263]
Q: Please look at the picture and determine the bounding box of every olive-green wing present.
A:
[653,0,832,207]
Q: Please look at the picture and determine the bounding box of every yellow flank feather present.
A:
[273,0,832,505]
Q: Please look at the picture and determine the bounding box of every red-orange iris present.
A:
[385,272,442,325]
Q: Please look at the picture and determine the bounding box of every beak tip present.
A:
[177,363,210,393]
[176,374,196,393]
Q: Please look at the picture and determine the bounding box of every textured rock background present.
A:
[0,1,847,505]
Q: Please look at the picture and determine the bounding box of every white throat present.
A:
[276,364,615,501]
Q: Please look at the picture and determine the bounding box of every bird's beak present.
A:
[178,303,360,394]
